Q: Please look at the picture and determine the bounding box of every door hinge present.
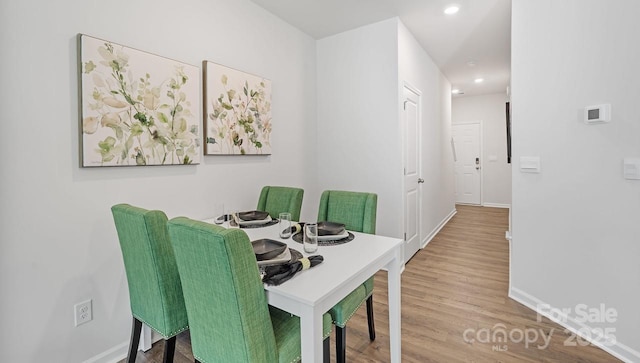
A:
[403,100,408,110]
[404,232,407,241]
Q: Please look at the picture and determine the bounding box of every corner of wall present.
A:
[421,207,456,248]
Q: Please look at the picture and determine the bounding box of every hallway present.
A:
[345,205,618,362]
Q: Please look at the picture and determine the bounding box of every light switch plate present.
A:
[623,158,640,180]
[520,156,541,173]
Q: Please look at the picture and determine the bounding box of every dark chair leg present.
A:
[126,318,142,363]
[323,337,330,363]
[336,326,346,363]
[163,336,177,363]
[366,295,376,341]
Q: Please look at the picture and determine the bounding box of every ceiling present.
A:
[250,0,511,97]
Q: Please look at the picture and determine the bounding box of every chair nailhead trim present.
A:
[333,291,373,328]
[133,314,189,338]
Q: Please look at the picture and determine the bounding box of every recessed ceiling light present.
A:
[444,5,460,15]
[452,89,462,94]
[474,78,484,83]
[466,60,477,67]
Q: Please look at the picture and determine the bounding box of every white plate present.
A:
[317,230,349,241]
[235,214,272,226]
[257,247,291,266]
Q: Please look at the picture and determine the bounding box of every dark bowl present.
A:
[318,221,346,236]
[239,210,270,221]
[252,239,287,261]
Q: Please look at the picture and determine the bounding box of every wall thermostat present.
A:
[584,104,611,124]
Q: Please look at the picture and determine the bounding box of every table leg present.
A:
[299,305,324,362]
[139,323,152,351]
[387,246,402,362]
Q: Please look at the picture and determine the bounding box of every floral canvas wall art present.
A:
[203,61,272,155]
[79,34,200,167]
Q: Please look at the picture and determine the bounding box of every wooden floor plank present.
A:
[122,205,619,362]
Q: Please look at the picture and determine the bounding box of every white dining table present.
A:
[203,218,404,362]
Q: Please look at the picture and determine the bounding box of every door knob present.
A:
[418,178,425,183]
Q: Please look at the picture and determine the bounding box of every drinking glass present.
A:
[303,223,318,253]
[279,212,292,238]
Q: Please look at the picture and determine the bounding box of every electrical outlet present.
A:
[74,299,92,326]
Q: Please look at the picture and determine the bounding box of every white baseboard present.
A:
[509,287,640,363]
[84,326,161,363]
[421,208,457,249]
[482,202,511,209]
[82,341,128,363]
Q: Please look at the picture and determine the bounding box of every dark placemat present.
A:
[291,231,354,246]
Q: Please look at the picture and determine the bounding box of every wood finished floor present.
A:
[123,205,619,362]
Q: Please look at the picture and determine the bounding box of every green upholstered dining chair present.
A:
[167,217,332,363]
[111,204,189,363]
[257,186,304,222]
[317,190,378,363]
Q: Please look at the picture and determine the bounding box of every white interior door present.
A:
[403,87,421,263]
[452,123,481,205]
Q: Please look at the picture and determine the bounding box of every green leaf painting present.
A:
[79,34,200,166]
[203,61,272,155]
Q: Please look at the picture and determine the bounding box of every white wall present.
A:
[0,0,317,361]
[453,93,512,206]
[397,22,456,246]
[316,18,403,238]
[511,0,640,361]
[316,18,455,243]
